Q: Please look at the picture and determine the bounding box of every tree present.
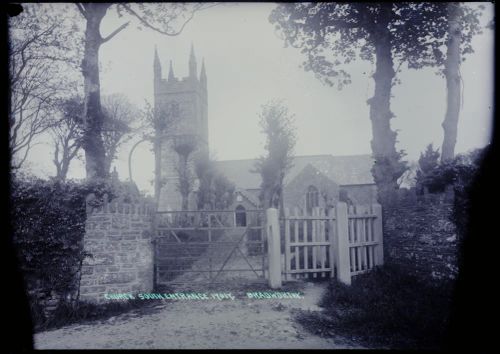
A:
[51,97,84,180]
[173,135,198,211]
[415,143,440,193]
[74,3,215,179]
[268,3,472,203]
[8,3,82,171]
[101,94,138,175]
[194,154,235,210]
[253,101,296,211]
[439,3,483,162]
[419,144,441,174]
[126,100,182,206]
[212,174,236,210]
[441,2,462,163]
[194,154,215,210]
[49,93,138,180]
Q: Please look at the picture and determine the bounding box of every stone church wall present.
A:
[341,184,378,205]
[283,165,340,211]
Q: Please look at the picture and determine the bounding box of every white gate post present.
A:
[334,202,351,285]
[373,203,384,266]
[266,208,282,289]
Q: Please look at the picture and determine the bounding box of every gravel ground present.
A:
[35,229,363,349]
[34,281,364,349]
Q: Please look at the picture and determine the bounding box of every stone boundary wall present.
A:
[383,192,458,282]
[79,199,155,303]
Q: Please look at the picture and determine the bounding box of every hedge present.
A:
[10,174,138,326]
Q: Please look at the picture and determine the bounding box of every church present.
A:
[153,46,377,214]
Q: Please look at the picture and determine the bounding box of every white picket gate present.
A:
[265,202,383,286]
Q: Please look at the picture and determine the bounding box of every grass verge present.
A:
[294,264,455,349]
[32,297,156,333]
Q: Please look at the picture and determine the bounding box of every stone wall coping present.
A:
[86,193,155,216]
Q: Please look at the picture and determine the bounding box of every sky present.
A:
[23,2,495,195]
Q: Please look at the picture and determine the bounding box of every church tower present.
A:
[153,44,208,211]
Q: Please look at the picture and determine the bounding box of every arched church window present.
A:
[306,185,319,214]
[235,205,247,227]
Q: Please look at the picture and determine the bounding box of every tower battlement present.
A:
[156,77,206,95]
[154,44,206,94]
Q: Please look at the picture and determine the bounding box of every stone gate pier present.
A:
[79,197,155,303]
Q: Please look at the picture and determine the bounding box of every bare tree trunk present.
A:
[55,149,70,180]
[368,4,405,205]
[53,144,65,180]
[103,156,112,178]
[441,2,461,163]
[58,162,70,181]
[53,137,78,181]
[81,4,109,179]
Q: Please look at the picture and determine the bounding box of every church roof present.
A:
[234,187,260,207]
[213,154,375,190]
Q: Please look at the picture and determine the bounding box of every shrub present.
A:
[415,143,440,193]
[421,148,486,241]
[10,174,130,325]
[194,154,236,210]
[296,264,454,349]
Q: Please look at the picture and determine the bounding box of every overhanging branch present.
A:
[119,3,217,36]
[75,3,87,19]
[101,21,130,44]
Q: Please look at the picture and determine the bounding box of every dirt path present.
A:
[34,281,363,349]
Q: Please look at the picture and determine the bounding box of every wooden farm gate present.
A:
[280,203,383,283]
[153,209,266,286]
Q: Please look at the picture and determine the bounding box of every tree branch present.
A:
[101,21,130,44]
[119,3,213,36]
[75,3,87,19]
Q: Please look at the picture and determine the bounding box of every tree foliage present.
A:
[253,101,296,210]
[171,135,198,211]
[268,3,483,204]
[132,99,183,202]
[10,175,122,319]
[415,143,440,193]
[419,144,440,172]
[269,3,482,86]
[194,154,235,210]
[49,93,138,180]
[416,147,486,241]
[74,2,214,179]
[51,97,85,180]
[270,3,447,87]
[101,93,138,175]
[8,3,83,170]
